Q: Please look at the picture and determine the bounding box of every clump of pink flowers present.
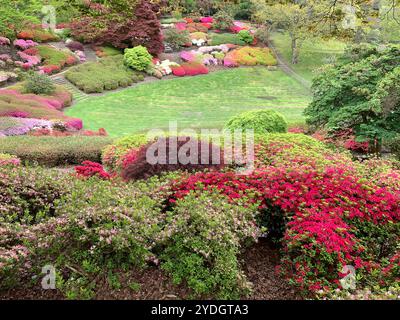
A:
[13,39,38,50]
[0,37,11,46]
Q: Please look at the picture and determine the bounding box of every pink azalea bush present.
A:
[0,37,11,46]
[13,39,38,50]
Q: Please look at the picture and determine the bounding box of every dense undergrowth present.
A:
[1,133,399,299]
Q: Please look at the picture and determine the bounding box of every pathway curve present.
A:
[267,39,312,91]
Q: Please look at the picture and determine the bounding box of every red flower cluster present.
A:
[75,161,111,180]
[180,62,209,76]
[168,166,400,292]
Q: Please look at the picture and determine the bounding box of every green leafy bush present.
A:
[0,166,72,225]
[24,72,55,95]
[213,11,234,30]
[123,45,153,72]
[254,26,269,45]
[0,136,112,166]
[237,30,254,44]
[225,110,288,134]
[65,56,143,93]
[164,28,191,49]
[160,190,260,299]
[210,33,246,45]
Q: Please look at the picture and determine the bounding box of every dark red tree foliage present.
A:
[121,137,225,181]
[71,0,164,56]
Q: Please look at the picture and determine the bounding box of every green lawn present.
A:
[66,67,311,137]
[271,32,346,81]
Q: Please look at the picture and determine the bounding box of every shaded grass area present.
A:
[66,67,311,137]
[271,32,346,81]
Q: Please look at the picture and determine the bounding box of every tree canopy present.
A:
[304,43,400,153]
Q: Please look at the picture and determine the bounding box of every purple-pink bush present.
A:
[0,117,53,136]
[13,39,38,50]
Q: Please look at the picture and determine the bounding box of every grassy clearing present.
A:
[66,67,311,137]
[271,32,346,81]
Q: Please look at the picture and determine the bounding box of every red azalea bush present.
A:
[171,65,186,77]
[181,62,209,76]
[168,165,400,294]
[75,161,111,180]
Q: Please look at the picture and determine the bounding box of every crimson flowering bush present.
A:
[181,62,209,76]
[75,161,111,180]
[167,160,400,294]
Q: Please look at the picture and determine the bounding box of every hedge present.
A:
[0,136,112,166]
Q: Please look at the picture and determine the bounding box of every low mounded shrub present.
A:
[164,28,191,49]
[0,136,112,166]
[212,11,234,31]
[65,55,143,93]
[225,110,288,134]
[36,45,78,74]
[210,33,246,46]
[237,30,254,45]
[0,153,20,166]
[123,45,153,72]
[66,41,85,52]
[0,87,73,122]
[24,72,55,95]
[121,136,225,181]
[224,47,277,67]
[181,62,209,76]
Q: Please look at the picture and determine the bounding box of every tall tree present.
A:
[251,1,317,64]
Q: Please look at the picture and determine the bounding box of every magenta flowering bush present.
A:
[13,39,38,50]
[180,50,196,62]
[16,51,41,69]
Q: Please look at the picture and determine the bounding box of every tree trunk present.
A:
[291,38,299,65]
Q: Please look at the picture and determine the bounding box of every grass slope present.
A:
[271,32,346,81]
[66,67,311,137]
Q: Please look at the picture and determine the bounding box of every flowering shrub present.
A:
[200,17,213,23]
[186,22,209,33]
[0,117,52,136]
[181,62,209,76]
[0,87,73,122]
[171,65,186,77]
[168,164,400,294]
[154,60,179,77]
[224,47,277,67]
[13,39,38,50]
[75,161,111,180]
[65,118,83,131]
[0,153,20,167]
[17,28,58,42]
[36,45,78,74]
[175,22,187,31]
[160,191,260,299]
